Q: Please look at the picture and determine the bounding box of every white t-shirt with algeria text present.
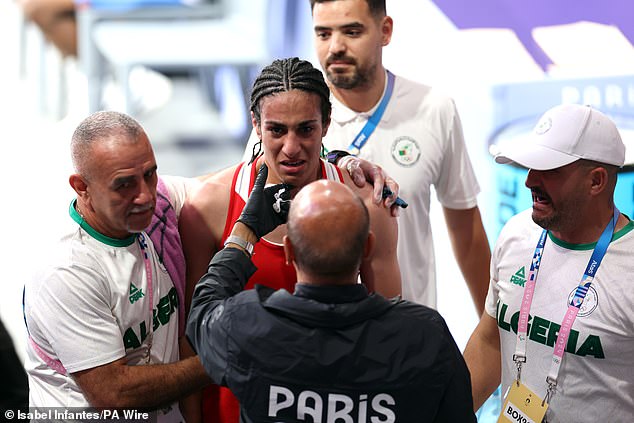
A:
[24,175,195,420]
[486,209,634,423]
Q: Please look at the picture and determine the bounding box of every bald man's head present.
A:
[286,180,370,283]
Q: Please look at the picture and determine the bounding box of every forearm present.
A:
[123,356,209,408]
[193,246,257,308]
[360,198,401,297]
[187,232,257,355]
[455,243,490,316]
[75,355,210,409]
[179,337,202,423]
[444,206,490,315]
[463,315,501,411]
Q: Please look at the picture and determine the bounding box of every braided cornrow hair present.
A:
[250,57,331,127]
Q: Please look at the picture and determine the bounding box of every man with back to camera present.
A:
[23,111,210,420]
[186,165,477,423]
[464,104,634,422]
[243,0,491,313]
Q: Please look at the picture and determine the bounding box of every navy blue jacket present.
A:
[187,248,476,423]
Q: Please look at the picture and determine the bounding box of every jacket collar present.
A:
[293,283,367,303]
[259,284,399,328]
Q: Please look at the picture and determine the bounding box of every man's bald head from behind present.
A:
[284,180,372,285]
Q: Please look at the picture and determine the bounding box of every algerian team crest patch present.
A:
[391,136,421,166]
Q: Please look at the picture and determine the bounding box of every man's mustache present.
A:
[129,204,154,214]
[326,54,356,66]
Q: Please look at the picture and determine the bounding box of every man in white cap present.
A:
[464,104,634,423]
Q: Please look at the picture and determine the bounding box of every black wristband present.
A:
[326,150,350,165]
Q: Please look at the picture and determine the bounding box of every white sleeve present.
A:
[484,241,501,319]
[159,175,201,217]
[434,100,480,209]
[27,264,125,373]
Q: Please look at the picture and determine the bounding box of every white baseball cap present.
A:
[495,104,625,170]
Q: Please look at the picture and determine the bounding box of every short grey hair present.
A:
[71,111,144,179]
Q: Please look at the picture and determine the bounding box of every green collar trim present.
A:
[548,217,634,251]
[69,200,136,247]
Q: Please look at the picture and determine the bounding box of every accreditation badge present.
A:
[498,382,548,423]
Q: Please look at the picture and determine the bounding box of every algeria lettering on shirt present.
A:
[496,301,604,359]
[123,286,179,349]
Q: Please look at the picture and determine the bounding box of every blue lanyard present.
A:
[347,71,395,156]
[568,208,618,307]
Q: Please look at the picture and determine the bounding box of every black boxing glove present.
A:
[237,164,292,239]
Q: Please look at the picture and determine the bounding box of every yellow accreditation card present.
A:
[497,382,548,423]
